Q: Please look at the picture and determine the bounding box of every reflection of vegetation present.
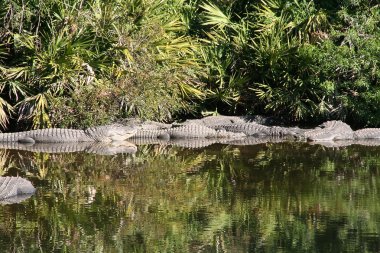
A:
[0,150,12,176]
[0,143,380,252]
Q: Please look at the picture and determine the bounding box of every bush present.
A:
[0,0,202,129]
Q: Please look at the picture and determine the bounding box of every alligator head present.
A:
[304,120,354,141]
[85,124,141,142]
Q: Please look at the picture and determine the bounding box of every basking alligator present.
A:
[304,120,380,141]
[131,124,247,140]
[132,119,304,141]
[133,117,380,143]
[304,121,354,141]
[3,116,380,147]
[0,124,140,143]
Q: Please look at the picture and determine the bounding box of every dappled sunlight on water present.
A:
[0,142,379,252]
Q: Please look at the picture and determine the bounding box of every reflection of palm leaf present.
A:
[181,152,210,174]
[126,193,135,218]
[201,211,231,239]
[0,150,10,176]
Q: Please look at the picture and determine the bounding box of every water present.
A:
[0,142,380,252]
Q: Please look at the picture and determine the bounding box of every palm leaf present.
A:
[178,82,205,99]
[200,2,231,29]
[0,97,13,129]
[17,92,53,128]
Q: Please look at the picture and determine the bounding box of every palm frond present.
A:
[17,92,53,128]
[0,98,13,129]
[178,82,205,99]
[201,2,231,30]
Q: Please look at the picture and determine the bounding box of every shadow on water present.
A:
[0,142,379,252]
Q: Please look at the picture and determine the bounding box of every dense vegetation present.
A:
[0,0,379,129]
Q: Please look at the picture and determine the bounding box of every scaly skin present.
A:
[4,117,380,146]
[168,124,222,139]
[0,124,139,143]
[132,124,246,140]
[132,129,169,139]
[354,128,380,139]
[0,129,90,142]
[213,123,302,137]
[304,121,354,141]
[180,115,248,127]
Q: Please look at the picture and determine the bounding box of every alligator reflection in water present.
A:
[2,136,380,154]
[0,142,380,252]
[0,141,138,155]
[0,176,35,204]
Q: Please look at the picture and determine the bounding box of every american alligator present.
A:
[132,117,380,144]
[4,116,380,146]
[170,116,305,138]
[0,124,140,143]
[0,141,138,155]
[180,115,248,126]
[131,124,246,140]
[0,115,322,146]
[211,123,305,137]
[304,121,354,141]
[354,128,380,139]
[303,120,380,141]
[0,176,36,204]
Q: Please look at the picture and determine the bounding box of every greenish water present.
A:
[0,142,380,252]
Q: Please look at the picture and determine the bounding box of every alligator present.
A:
[130,124,247,140]
[165,116,305,138]
[353,128,380,139]
[3,116,380,147]
[303,120,380,141]
[132,117,380,144]
[0,176,36,204]
[304,121,354,141]
[210,123,305,137]
[0,124,140,143]
[180,115,248,127]
[0,116,310,146]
